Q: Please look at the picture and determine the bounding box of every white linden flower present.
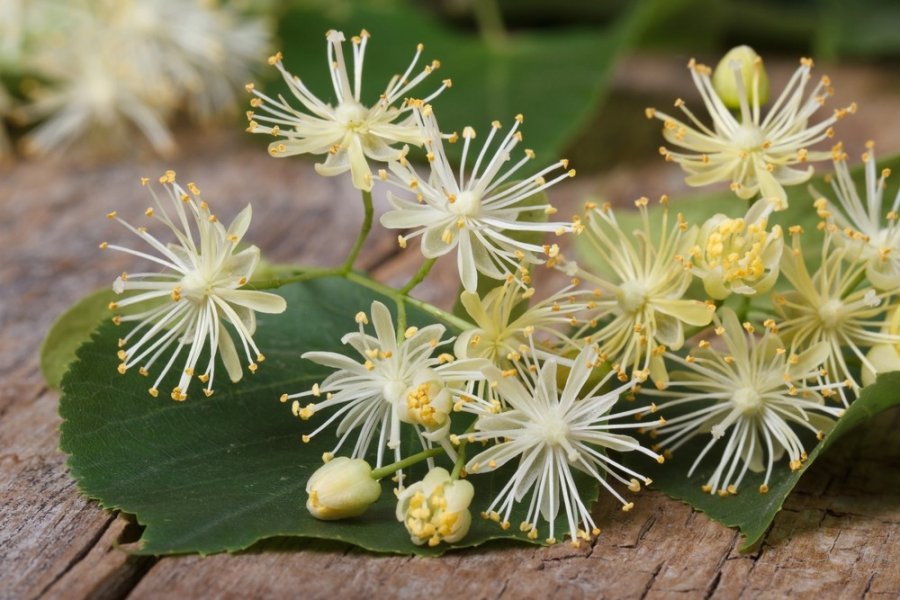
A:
[246,30,449,191]
[18,0,271,157]
[306,457,382,520]
[643,308,844,496]
[380,105,575,292]
[690,199,784,300]
[396,467,474,547]
[647,54,856,209]
[284,301,488,468]
[454,281,594,368]
[775,230,900,405]
[575,197,715,387]
[813,142,900,291]
[460,344,662,546]
[102,171,287,401]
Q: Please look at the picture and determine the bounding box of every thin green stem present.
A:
[346,271,473,331]
[737,294,752,323]
[248,267,343,290]
[472,0,508,49]
[450,422,477,480]
[370,447,443,481]
[341,189,374,274]
[396,299,408,342]
[399,257,437,296]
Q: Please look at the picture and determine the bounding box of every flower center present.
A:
[383,379,407,405]
[732,124,765,151]
[451,191,482,218]
[732,386,763,415]
[617,280,649,314]
[179,271,213,302]
[817,299,846,330]
[540,414,570,446]
[335,101,370,132]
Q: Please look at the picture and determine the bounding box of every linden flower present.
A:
[647,53,855,209]
[246,30,449,191]
[284,301,487,468]
[460,344,662,546]
[381,105,575,292]
[813,142,900,291]
[643,309,844,496]
[453,281,594,368]
[396,467,474,547]
[18,0,271,157]
[690,199,783,299]
[103,172,287,401]
[575,197,715,386]
[775,231,900,405]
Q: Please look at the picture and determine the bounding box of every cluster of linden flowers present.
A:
[103,33,899,549]
[0,0,271,159]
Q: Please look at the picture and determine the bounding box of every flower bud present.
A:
[396,467,474,547]
[306,457,381,520]
[861,306,900,387]
[691,201,783,300]
[712,45,769,109]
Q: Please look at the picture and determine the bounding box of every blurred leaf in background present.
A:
[264,0,659,165]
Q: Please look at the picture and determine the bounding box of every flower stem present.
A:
[450,422,477,480]
[370,447,444,481]
[342,189,374,274]
[472,0,508,49]
[399,257,437,296]
[345,271,473,331]
[247,267,343,290]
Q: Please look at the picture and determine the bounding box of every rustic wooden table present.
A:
[2,57,899,599]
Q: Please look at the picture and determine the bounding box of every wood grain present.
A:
[2,58,899,599]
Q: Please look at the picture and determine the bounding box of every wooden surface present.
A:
[2,57,900,600]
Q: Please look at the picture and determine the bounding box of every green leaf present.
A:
[59,275,595,556]
[629,371,900,552]
[270,0,653,163]
[42,288,118,391]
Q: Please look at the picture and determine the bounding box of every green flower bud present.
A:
[306,457,381,520]
[712,45,769,109]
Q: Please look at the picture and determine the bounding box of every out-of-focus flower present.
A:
[396,467,474,546]
[644,308,843,496]
[306,457,382,520]
[647,53,855,209]
[690,200,783,299]
[283,301,487,468]
[246,30,448,191]
[814,142,900,291]
[574,197,714,387]
[775,230,899,404]
[381,105,574,292]
[460,344,661,546]
[103,171,287,401]
[16,0,271,157]
[453,281,592,368]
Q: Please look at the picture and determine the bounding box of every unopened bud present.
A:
[306,457,381,520]
[712,45,770,109]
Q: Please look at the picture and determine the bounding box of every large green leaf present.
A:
[629,371,900,552]
[59,275,597,555]
[267,0,655,164]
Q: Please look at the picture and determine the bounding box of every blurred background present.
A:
[1,0,898,168]
[1,0,899,316]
